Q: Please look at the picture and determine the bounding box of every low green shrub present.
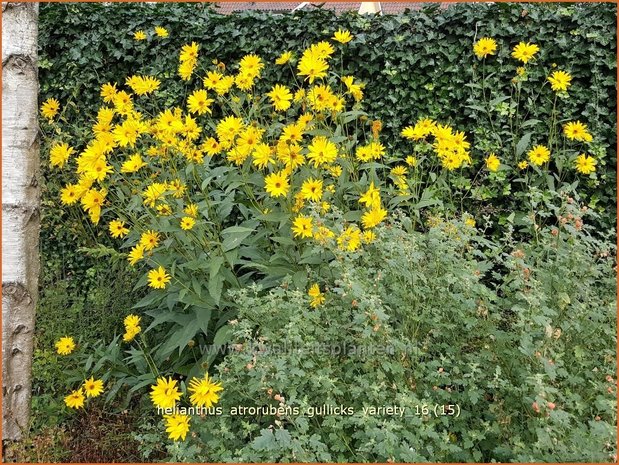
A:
[165,205,616,462]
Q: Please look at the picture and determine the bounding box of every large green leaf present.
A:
[220,226,255,252]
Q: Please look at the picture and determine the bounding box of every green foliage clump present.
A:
[169,209,616,462]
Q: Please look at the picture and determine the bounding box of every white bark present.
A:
[2,1,40,441]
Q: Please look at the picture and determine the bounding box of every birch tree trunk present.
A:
[2,1,40,441]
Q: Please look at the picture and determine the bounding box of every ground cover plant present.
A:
[168,214,616,462]
[24,2,617,462]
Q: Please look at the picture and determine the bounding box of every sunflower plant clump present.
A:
[45,32,475,360]
[41,26,608,444]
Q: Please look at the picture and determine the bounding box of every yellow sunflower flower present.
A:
[180,216,196,230]
[332,29,353,44]
[123,324,141,343]
[83,377,104,398]
[188,373,223,408]
[60,184,80,205]
[361,206,388,229]
[109,219,129,238]
[163,414,190,441]
[292,215,313,238]
[147,266,171,289]
[485,153,500,172]
[64,388,85,409]
[337,225,362,252]
[187,89,214,115]
[124,314,141,329]
[264,170,290,198]
[308,283,326,308]
[547,70,572,92]
[55,336,76,355]
[300,178,323,202]
[563,121,593,142]
[133,30,147,41]
[41,98,60,120]
[511,42,540,64]
[49,142,74,168]
[575,154,597,175]
[154,26,169,38]
[267,84,293,111]
[140,230,160,250]
[527,145,551,166]
[127,244,145,266]
[150,377,181,409]
[473,37,497,59]
[307,136,338,167]
[275,51,293,65]
[297,53,328,83]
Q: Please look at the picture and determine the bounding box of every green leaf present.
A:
[515,132,532,157]
[221,226,255,252]
[338,110,367,124]
[144,310,181,332]
[252,429,277,451]
[160,322,200,357]
[133,290,164,309]
[212,324,232,347]
[489,95,510,106]
[194,305,212,336]
[127,374,156,393]
[292,270,307,289]
[84,354,93,372]
[209,255,225,279]
[257,211,289,222]
[271,236,295,246]
[178,291,214,308]
[208,274,224,306]
[465,104,486,112]
[275,428,292,446]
